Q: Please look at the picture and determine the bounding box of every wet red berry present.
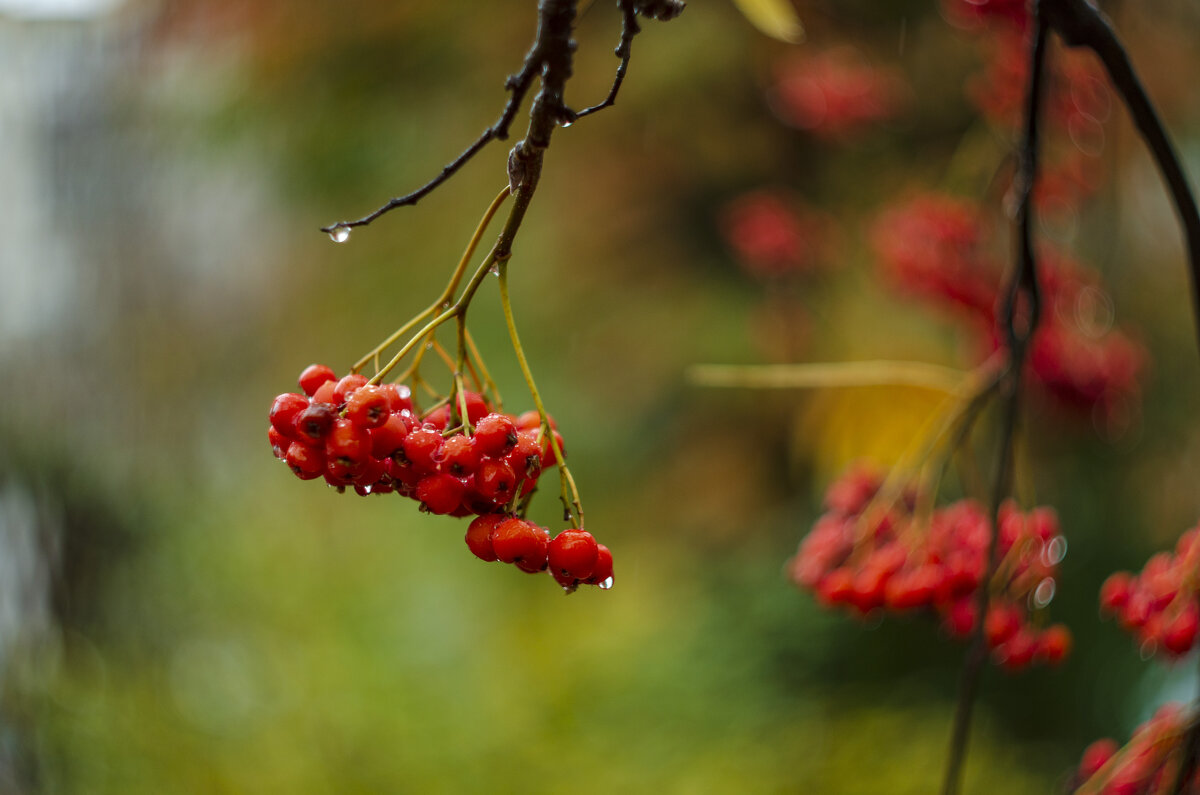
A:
[298,364,336,396]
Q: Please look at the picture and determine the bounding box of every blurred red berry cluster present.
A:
[871,193,1146,420]
[1100,524,1200,659]
[770,48,907,141]
[1073,704,1197,794]
[789,465,1071,669]
[719,190,836,278]
[268,364,610,591]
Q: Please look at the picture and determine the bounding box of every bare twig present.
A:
[1043,0,1200,361]
[940,8,1049,795]
[573,0,640,120]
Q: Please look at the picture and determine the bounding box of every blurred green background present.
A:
[2,0,1200,792]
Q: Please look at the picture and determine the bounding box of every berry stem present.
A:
[466,328,503,409]
[353,186,510,376]
[496,260,584,529]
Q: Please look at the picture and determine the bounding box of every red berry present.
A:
[515,410,555,432]
[441,435,481,476]
[312,379,337,406]
[269,392,309,440]
[346,384,390,429]
[268,426,289,459]
[333,373,369,405]
[504,431,543,479]
[425,405,451,431]
[378,383,414,414]
[984,603,1022,648]
[1162,603,1200,656]
[1078,738,1118,781]
[473,413,519,457]
[943,598,977,638]
[326,418,370,468]
[584,544,614,588]
[298,364,336,396]
[474,459,517,504]
[370,414,411,459]
[285,442,325,480]
[548,528,600,580]
[416,473,466,515]
[997,628,1037,671]
[534,427,566,468]
[815,568,855,607]
[492,517,549,571]
[453,391,490,425]
[1035,624,1072,665]
[465,514,506,562]
[296,402,337,442]
[402,427,444,472]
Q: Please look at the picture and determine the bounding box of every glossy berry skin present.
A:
[416,473,466,515]
[326,418,371,468]
[402,427,444,471]
[548,528,599,580]
[297,402,336,442]
[379,383,413,414]
[286,442,325,480]
[465,514,506,562]
[369,414,411,459]
[584,544,614,587]
[1162,603,1200,656]
[440,435,481,476]
[984,603,1022,648]
[270,393,309,440]
[268,426,289,459]
[473,413,518,457]
[298,364,336,396]
[333,373,370,405]
[492,518,549,570]
[505,432,543,479]
[311,379,337,406]
[346,385,390,429]
[474,460,517,504]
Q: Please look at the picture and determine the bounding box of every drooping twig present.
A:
[322,0,684,235]
[940,8,1049,795]
[1042,0,1200,361]
[573,0,640,120]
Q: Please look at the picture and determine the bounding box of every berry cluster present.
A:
[789,466,1071,670]
[770,47,906,141]
[719,190,836,278]
[1073,704,1197,794]
[268,364,612,591]
[1099,524,1200,659]
[466,515,613,592]
[871,195,1145,421]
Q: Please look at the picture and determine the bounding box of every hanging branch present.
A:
[1042,0,1200,361]
[322,0,683,236]
[940,7,1050,795]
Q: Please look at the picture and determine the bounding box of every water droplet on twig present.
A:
[329,225,351,243]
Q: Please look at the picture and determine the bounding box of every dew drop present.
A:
[424,342,434,351]
[1042,535,1068,566]
[329,225,351,243]
[598,576,614,591]
[1032,577,1056,609]
[560,120,574,129]
[489,265,500,277]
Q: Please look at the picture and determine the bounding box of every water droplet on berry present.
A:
[1042,535,1068,566]
[329,225,351,243]
[1031,577,1056,608]
[598,576,613,590]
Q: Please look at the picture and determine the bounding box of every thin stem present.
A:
[466,329,502,409]
[941,10,1049,795]
[497,261,584,528]
[1044,0,1200,360]
[353,186,510,374]
[689,360,967,394]
[572,0,639,120]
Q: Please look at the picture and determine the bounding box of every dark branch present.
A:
[573,0,640,120]
[940,10,1049,795]
[1043,0,1200,361]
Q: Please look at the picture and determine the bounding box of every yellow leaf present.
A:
[730,0,804,44]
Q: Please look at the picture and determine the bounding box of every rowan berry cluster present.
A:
[871,195,1145,420]
[1072,703,1198,794]
[1099,524,1200,659]
[466,515,614,592]
[789,466,1071,669]
[268,363,611,590]
[719,190,836,278]
[770,48,906,141]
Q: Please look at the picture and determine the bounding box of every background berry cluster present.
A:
[790,466,1072,670]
